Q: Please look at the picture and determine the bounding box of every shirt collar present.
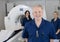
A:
[32,18,45,28]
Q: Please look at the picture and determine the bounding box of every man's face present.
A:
[33,6,43,20]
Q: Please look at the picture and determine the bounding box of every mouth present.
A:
[36,15,41,18]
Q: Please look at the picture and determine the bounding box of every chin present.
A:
[36,18,41,20]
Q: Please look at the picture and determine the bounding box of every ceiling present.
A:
[0,0,59,4]
[2,0,59,3]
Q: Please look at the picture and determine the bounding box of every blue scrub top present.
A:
[22,19,57,42]
[51,18,60,39]
[21,17,32,26]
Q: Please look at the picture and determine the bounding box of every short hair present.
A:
[33,5,43,9]
[54,11,59,15]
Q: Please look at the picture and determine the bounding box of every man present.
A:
[22,5,57,42]
[51,11,60,39]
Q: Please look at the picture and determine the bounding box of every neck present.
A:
[54,17,58,21]
[26,16,29,20]
[35,18,42,28]
[27,17,29,20]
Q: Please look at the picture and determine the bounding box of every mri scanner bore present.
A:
[2,5,47,42]
[4,5,33,42]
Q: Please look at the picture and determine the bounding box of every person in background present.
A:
[51,11,60,39]
[21,10,32,26]
[22,5,57,42]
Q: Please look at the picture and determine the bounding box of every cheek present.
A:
[54,15,57,17]
[38,13,43,17]
[40,12,43,17]
[41,13,43,16]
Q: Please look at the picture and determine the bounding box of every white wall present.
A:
[7,0,45,12]
[46,0,59,21]
[0,0,6,30]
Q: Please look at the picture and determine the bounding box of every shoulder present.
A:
[51,18,54,22]
[44,19,52,24]
[25,20,33,27]
[43,19,54,27]
[58,18,60,21]
[23,17,26,20]
[44,19,55,31]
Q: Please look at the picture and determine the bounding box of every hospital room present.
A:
[0,0,60,42]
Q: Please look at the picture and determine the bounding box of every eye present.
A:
[39,11,41,13]
[35,11,37,14]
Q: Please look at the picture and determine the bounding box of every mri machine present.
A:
[0,5,58,42]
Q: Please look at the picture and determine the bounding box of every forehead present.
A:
[26,12,29,13]
[54,13,58,15]
[33,6,43,11]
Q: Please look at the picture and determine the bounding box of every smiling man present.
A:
[22,5,57,42]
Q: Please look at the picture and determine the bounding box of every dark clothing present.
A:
[51,18,60,39]
[22,19,57,42]
[21,17,32,26]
